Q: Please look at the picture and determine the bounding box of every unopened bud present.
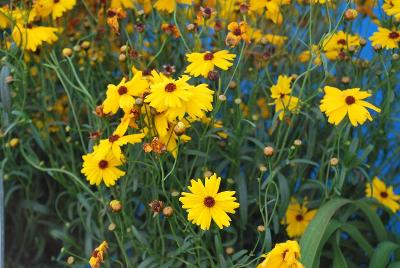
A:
[263,146,274,156]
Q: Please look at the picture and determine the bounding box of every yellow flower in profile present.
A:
[383,0,400,20]
[179,173,240,230]
[323,31,360,60]
[81,149,125,187]
[153,0,192,13]
[30,0,76,20]
[282,199,317,238]
[262,34,287,47]
[271,75,293,98]
[366,177,400,213]
[12,23,58,52]
[89,241,108,268]
[145,71,192,112]
[270,75,299,120]
[103,72,149,115]
[369,27,400,49]
[258,240,303,268]
[320,86,381,126]
[185,50,236,78]
[96,118,145,160]
[226,21,250,47]
[249,0,288,25]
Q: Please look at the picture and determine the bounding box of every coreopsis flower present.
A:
[159,126,191,157]
[12,23,58,52]
[298,45,322,65]
[30,0,76,20]
[271,75,299,120]
[282,199,317,238]
[185,50,236,78]
[81,149,125,187]
[226,21,250,47]
[154,0,192,13]
[366,177,400,213]
[323,31,360,60]
[102,72,149,114]
[249,0,288,24]
[262,34,287,47]
[111,0,134,9]
[383,0,400,20]
[161,23,180,38]
[95,119,145,160]
[369,27,400,49]
[320,86,381,126]
[106,8,127,34]
[179,173,239,230]
[89,241,108,268]
[0,6,12,29]
[257,240,304,268]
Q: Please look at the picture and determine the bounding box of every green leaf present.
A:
[340,223,374,256]
[332,231,348,268]
[300,198,351,268]
[369,241,399,268]
[353,199,388,241]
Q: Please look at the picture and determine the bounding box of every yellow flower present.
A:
[275,95,299,120]
[111,0,134,9]
[257,240,304,268]
[366,177,400,213]
[95,118,145,160]
[81,149,125,187]
[159,125,191,158]
[12,23,58,52]
[271,75,293,99]
[320,86,381,126]
[30,0,76,20]
[282,199,317,238]
[89,241,108,268]
[270,75,299,120]
[298,45,322,65]
[153,0,192,13]
[179,173,239,230]
[383,0,400,20]
[226,21,250,47]
[369,27,400,49]
[262,34,287,47]
[185,50,236,78]
[323,31,360,60]
[102,72,149,115]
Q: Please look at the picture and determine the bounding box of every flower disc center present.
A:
[345,95,356,105]
[380,191,388,198]
[118,86,128,95]
[165,83,177,92]
[204,52,214,61]
[98,160,108,169]
[204,196,215,207]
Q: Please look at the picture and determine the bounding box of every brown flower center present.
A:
[98,160,108,169]
[233,28,242,36]
[203,196,215,207]
[345,95,355,105]
[389,31,399,39]
[118,86,128,95]
[380,191,388,198]
[204,52,214,61]
[337,39,346,45]
[107,10,117,17]
[108,134,120,142]
[295,214,304,221]
[165,83,177,92]
[54,0,60,3]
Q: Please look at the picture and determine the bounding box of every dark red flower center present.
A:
[108,135,120,142]
[54,0,60,3]
[98,160,108,169]
[203,196,215,207]
[107,10,117,17]
[118,86,128,95]
[337,39,346,45]
[233,28,242,36]
[295,214,304,221]
[204,52,214,61]
[165,83,177,92]
[389,31,399,39]
[345,95,355,105]
[380,191,388,198]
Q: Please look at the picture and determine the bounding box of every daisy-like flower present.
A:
[153,0,192,13]
[102,71,149,115]
[323,31,360,60]
[12,23,58,52]
[249,0,288,25]
[383,0,400,20]
[271,75,300,120]
[282,199,317,238]
[226,21,250,47]
[30,0,76,20]
[179,173,240,230]
[320,86,381,126]
[257,240,304,268]
[262,34,287,47]
[145,70,193,112]
[369,27,400,49]
[185,50,236,78]
[366,177,400,213]
[81,149,125,187]
[111,0,134,9]
[299,45,322,65]
[89,241,108,268]
[95,118,145,160]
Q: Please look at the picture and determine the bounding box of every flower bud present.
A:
[62,48,73,57]
[174,121,186,136]
[162,206,174,217]
[344,9,358,21]
[109,200,122,212]
[263,146,274,156]
[225,247,235,255]
[330,157,339,166]
[257,225,265,232]
[149,200,164,215]
[9,138,19,148]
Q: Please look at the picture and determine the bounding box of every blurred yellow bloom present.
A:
[323,31,360,60]
[320,86,381,126]
[81,148,125,187]
[369,27,400,49]
[89,241,108,268]
[154,0,192,13]
[262,34,287,47]
[366,177,400,213]
[179,173,239,230]
[258,240,304,268]
[111,0,134,9]
[226,21,250,47]
[282,199,317,238]
[31,0,76,20]
[383,0,400,19]
[271,75,299,120]
[12,23,58,52]
[185,50,236,78]
[298,45,322,65]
